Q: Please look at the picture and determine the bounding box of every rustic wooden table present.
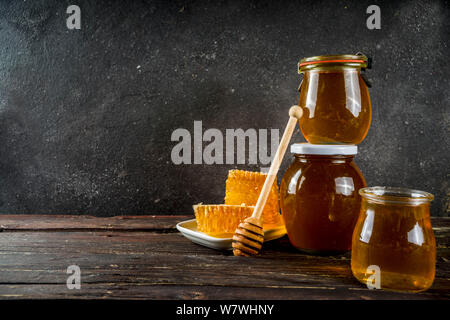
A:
[0,215,448,300]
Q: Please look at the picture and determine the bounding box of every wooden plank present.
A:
[0,215,447,232]
[0,231,448,299]
[0,215,448,299]
[0,284,441,300]
[0,215,192,231]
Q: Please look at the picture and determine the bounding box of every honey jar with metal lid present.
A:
[297,54,372,144]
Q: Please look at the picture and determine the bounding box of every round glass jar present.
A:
[351,187,436,292]
[297,54,372,144]
[280,143,366,253]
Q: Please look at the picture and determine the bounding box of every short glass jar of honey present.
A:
[351,187,436,292]
[280,143,366,254]
[298,54,372,144]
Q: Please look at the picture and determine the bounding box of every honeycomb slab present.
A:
[224,170,283,229]
[193,204,254,237]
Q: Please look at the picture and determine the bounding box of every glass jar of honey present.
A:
[351,187,436,292]
[280,143,366,254]
[298,54,372,144]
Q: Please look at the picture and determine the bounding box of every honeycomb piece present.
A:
[224,170,283,228]
[193,204,254,237]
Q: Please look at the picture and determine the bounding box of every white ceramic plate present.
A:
[176,219,287,251]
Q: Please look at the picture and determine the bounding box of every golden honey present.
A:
[351,187,436,292]
[280,144,366,253]
[298,54,372,145]
[225,170,283,229]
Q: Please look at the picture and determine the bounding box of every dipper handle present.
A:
[251,105,303,221]
[232,105,303,256]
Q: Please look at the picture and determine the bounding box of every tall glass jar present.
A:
[280,143,366,253]
[351,187,436,292]
[298,54,372,144]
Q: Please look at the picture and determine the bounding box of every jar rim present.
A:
[298,54,368,73]
[359,186,434,205]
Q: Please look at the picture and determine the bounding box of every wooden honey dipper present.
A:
[232,105,303,256]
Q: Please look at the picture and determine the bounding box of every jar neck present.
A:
[294,154,355,164]
[359,187,434,206]
[303,66,362,74]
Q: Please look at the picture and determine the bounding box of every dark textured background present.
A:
[0,0,448,216]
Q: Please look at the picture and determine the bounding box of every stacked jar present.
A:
[280,54,437,292]
[280,54,371,253]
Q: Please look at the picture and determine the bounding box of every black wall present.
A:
[0,0,448,216]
